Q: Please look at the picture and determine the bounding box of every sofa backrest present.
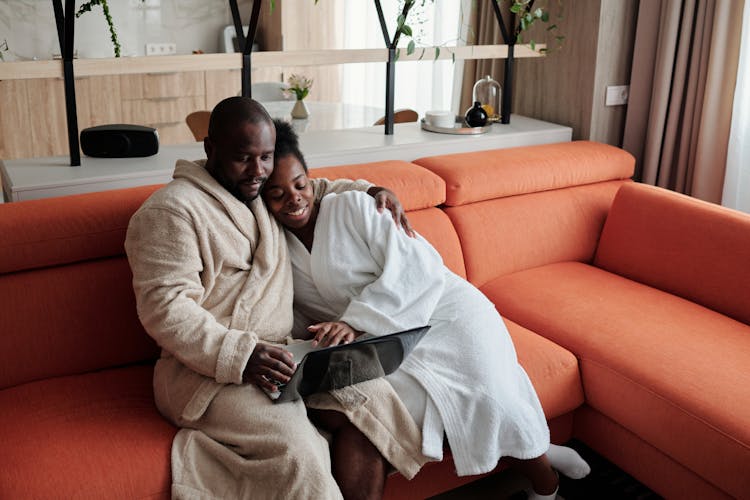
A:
[414,141,635,287]
[0,185,163,390]
[310,160,467,278]
[0,160,458,390]
[594,182,750,325]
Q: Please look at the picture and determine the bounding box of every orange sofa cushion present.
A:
[406,207,466,279]
[595,182,750,326]
[310,160,445,211]
[413,141,634,207]
[503,318,584,419]
[445,181,624,287]
[0,184,161,274]
[483,262,750,499]
[0,257,158,390]
[0,365,176,499]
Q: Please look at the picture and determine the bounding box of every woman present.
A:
[262,120,590,500]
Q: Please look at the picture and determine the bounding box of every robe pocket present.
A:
[329,385,369,411]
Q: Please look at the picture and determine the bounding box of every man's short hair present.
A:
[208,96,272,141]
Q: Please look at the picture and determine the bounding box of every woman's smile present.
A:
[284,204,308,219]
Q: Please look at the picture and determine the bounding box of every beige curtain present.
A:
[460,2,507,113]
[622,0,744,203]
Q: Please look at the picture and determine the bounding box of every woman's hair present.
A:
[273,119,308,172]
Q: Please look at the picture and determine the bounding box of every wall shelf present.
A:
[0,45,544,81]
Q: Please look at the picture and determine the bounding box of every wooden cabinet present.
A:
[0,79,35,160]
[0,75,123,160]
[0,71,209,159]
[205,69,241,111]
[120,71,205,145]
[77,75,123,128]
[204,68,283,110]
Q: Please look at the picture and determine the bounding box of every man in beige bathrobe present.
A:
[125,97,427,499]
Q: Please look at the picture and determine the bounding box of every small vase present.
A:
[291,99,309,119]
[464,101,488,127]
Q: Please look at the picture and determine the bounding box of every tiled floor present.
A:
[428,468,532,499]
[427,440,663,500]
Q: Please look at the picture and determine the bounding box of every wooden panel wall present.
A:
[511,0,639,146]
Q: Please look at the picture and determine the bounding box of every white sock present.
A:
[525,486,559,500]
[547,444,591,479]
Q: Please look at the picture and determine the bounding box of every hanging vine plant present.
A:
[75,0,145,57]
[76,0,121,57]
[394,0,564,60]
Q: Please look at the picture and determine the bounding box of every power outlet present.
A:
[145,42,177,56]
[605,85,629,106]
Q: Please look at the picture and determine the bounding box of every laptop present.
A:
[267,325,431,403]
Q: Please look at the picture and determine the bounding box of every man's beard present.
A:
[229,179,264,203]
[214,170,265,204]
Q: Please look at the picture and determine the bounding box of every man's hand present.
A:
[243,343,296,393]
[367,186,416,237]
[308,321,361,348]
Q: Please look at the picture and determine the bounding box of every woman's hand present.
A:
[367,186,416,238]
[243,343,296,393]
[308,321,361,347]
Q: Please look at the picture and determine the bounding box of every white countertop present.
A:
[2,115,571,202]
[261,100,385,133]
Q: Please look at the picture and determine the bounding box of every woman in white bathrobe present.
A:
[262,121,590,500]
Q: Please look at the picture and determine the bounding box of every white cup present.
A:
[425,110,455,128]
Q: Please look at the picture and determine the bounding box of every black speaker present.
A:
[80,124,159,158]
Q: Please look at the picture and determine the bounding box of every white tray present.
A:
[420,117,490,135]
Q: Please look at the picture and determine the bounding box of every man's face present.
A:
[205,119,275,203]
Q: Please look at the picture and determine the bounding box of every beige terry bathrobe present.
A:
[125,160,427,500]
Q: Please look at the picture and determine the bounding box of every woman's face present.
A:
[263,154,317,230]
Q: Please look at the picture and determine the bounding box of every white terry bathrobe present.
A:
[289,191,551,476]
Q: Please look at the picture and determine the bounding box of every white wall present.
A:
[0,0,252,61]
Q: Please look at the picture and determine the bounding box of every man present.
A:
[125,97,425,499]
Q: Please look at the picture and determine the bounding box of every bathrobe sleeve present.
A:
[126,205,256,385]
[322,192,445,335]
[311,177,373,202]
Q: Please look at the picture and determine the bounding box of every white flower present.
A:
[284,73,313,100]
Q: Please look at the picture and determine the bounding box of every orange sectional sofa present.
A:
[1,140,747,499]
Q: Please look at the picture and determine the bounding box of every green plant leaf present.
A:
[434,46,440,61]
[407,40,416,55]
[510,4,522,14]
[401,24,413,37]
[530,39,536,50]
[542,11,550,22]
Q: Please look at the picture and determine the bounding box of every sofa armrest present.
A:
[594,182,750,325]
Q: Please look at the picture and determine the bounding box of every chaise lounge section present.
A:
[1,140,747,499]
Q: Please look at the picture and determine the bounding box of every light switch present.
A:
[605,85,629,106]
